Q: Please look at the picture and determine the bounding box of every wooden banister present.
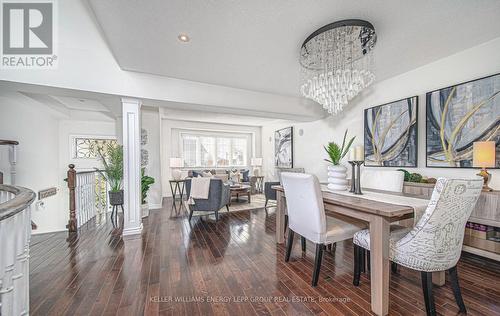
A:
[66,164,77,232]
[0,139,19,146]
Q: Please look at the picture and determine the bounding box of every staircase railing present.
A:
[67,165,109,232]
[0,140,19,185]
[0,184,35,316]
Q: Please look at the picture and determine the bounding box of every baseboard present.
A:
[32,227,68,235]
[148,203,162,209]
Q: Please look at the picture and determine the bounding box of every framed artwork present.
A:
[364,96,418,167]
[426,73,500,168]
[275,127,293,168]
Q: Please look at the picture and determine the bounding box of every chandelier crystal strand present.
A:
[300,20,376,115]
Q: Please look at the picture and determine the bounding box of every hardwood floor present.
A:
[30,200,500,316]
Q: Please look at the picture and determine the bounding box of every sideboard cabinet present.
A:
[403,182,500,261]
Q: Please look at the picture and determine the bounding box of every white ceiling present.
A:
[88,0,500,97]
[0,81,121,121]
[0,81,283,127]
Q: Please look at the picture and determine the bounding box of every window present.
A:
[180,133,249,168]
[73,136,117,159]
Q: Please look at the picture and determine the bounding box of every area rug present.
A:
[184,194,276,218]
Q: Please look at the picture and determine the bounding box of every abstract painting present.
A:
[364,96,418,167]
[426,73,500,168]
[275,127,293,168]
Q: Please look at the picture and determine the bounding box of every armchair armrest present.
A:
[220,183,230,208]
[265,181,280,200]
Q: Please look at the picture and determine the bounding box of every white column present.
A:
[121,98,143,236]
[115,115,123,145]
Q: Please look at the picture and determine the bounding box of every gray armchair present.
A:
[265,182,280,207]
[185,178,230,222]
[265,168,305,207]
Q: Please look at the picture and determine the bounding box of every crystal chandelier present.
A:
[299,20,377,115]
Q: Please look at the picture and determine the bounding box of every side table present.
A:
[169,179,186,201]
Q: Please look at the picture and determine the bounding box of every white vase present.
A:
[327,165,348,191]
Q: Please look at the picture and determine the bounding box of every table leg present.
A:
[370,216,390,316]
[432,271,446,286]
[248,192,251,203]
[169,182,175,201]
[180,182,185,200]
[276,190,285,244]
[174,182,180,201]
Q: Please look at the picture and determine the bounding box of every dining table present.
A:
[272,184,445,316]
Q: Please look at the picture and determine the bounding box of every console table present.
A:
[403,181,500,261]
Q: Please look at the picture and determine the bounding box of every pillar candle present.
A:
[355,146,364,161]
[348,148,355,161]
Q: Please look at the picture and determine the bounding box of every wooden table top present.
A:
[272,184,424,218]
[230,184,251,191]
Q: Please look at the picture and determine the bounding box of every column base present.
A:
[122,223,143,236]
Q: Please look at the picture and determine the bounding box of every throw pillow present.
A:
[229,171,240,183]
[240,170,249,182]
[202,171,213,178]
[192,171,202,178]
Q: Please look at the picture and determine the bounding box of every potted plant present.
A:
[324,130,355,191]
[141,168,155,218]
[96,144,124,206]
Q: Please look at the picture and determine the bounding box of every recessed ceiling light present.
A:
[178,34,190,42]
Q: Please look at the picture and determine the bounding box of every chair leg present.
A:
[312,244,324,287]
[391,262,398,274]
[215,210,219,222]
[353,244,361,286]
[421,271,436,316]
[331,242,337,252]
[301,236,306,252]
[284,214,288,234]
[188,208,194,222]
[285,229,295,262]
[367,250,371,272]
[448,266,467,313]
[360,247,366,273]
[265,199,268,208]
[226,205,230,212]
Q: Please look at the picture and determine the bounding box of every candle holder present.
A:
[353,161,364,195]
[348,161,356,193]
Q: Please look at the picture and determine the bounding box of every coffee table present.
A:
[229,184,251,205]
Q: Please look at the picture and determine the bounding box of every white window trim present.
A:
[179,130,252,169]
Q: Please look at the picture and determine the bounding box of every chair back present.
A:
[361,169,404,193]
[281,173,326,243]
[393,177,483,271]
[277,168,305,182]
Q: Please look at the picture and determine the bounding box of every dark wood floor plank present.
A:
[29,201,500,316]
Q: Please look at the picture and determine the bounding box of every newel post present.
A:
[67,164,77,232]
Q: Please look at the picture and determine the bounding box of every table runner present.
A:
[322,185,430,224]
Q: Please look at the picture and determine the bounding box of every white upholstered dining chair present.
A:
[281,172,365,287]
[352,177,483,315]
[361,169,405,192]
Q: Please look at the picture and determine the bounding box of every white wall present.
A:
[57,119,116,231]
[262,37,500,189]
[0,91,62,234]
[0,90,117,234]
[161,117,262,197]
[141,109,162,208]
